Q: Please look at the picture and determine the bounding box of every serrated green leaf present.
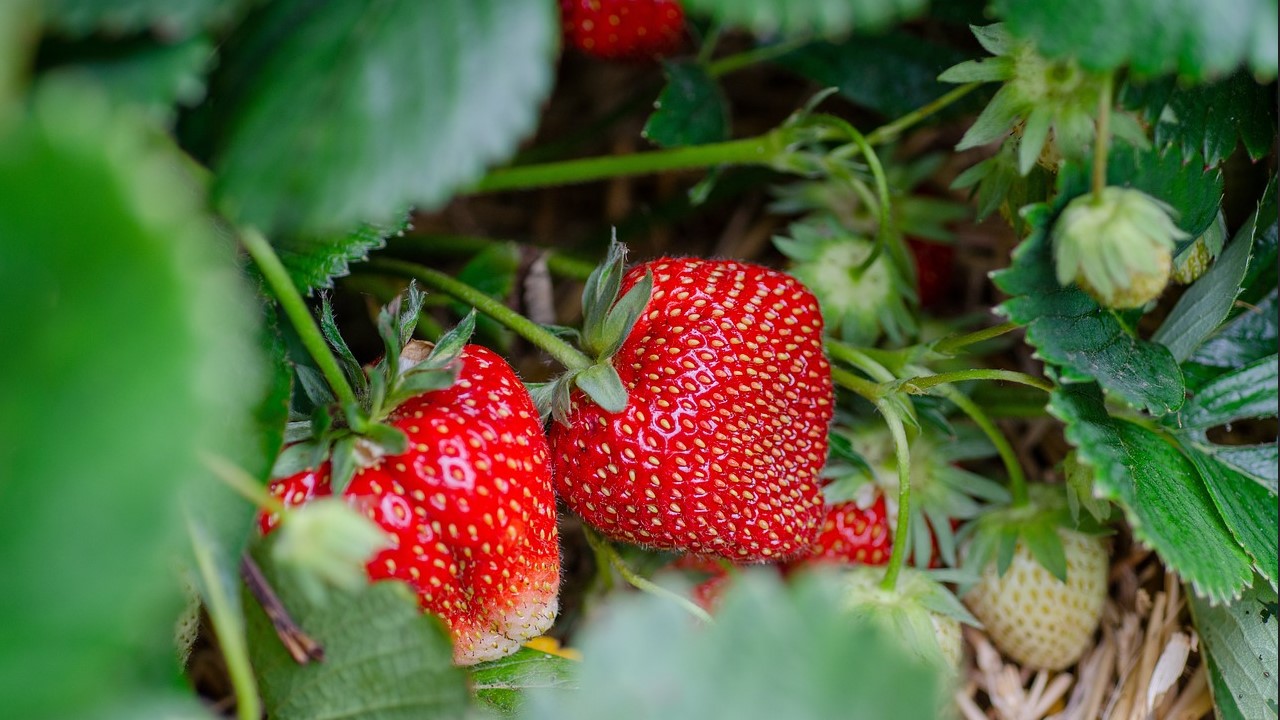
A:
[995,205,1186,414]
[1192,289,1278,369]
[522,570,946,720]
[1152,218,1254,362]
[683,0,927,38]
[575,362,629,414]
[43,0,241,36]
[1203,443,1278,494]
[1125,71,1278,166]
[1050,384,1252,602]
[276,216,408,295]
[993,0,1278,80]
[1181,354,1278,429]
[244,539,470,720]
[643,62,730,149]
[1189,577,1279,720]
[0,79,264,718]
[211,0,557,236]
[471,647,578,715]
[1188,451,1279,589]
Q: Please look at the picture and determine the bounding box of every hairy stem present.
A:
[187,520,261,720]
[831,366,882,403]
[865,83,981,145]
[938,386,1030,506]
[897,369,1054,395]
[368,258,593,371]
[930,321,1020,356]
[582,526,713,623]
[1091,73,1115,201]
[241,228,359,409]
[825,340,897,383]
[877,404,913,591]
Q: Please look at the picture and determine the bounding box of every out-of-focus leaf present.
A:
[210,0,558,236]
[471,646,578,715]
[42,0,244,36]
[993,0,1278,80]
[244,539,470,720]
[521,570,947,720]
[643,61,730,148]
[1125,71,1278,166]
[1189,577,1279,720]
[683,0,927,38]
[0,79,264,718]
[1050,384,1252,602]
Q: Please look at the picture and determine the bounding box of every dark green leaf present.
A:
[245,539,470,720]
[994,205,1186,414]
[1231,179,1278,310]
[575,363,629,414]
[43,0,240,36]
[683,0,928,37]
[1181,355,1278,429]
[365,423,409,456]
[471,647,578,715]
[993,0,1278,80]
[521,570,946,720]
[275,216,408,295]
[294,363,336,408]
[1188,577,1279,720]
[1203,443,1278,494]
[780,31,982,120]
[643,62,730,148]
[1192,289,1278,369]
[0,79,264,718]
[1050,384,1252,602]
[211,0,557,236]
[1124,71,1278,166]
[1188,452,1278,589]
[1152,219,1254,362]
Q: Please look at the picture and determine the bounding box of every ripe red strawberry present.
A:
[559,0,685,61]
[550,258,835,561]
[808,494,893,566]
[907,238,955,310]
[262,344,560,666]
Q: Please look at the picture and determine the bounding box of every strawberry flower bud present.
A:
[273,497,390,604]
[1051,187,1189,309]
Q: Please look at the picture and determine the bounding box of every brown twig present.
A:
[240,554,325,664]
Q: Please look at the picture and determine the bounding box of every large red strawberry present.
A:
[549,257,835,561]
[262,335,560,665]
[559,0,685,61]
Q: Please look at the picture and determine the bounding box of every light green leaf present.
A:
[1051,384,1252,602]
[643,62,730,148]
[1202,443,1278,494]
[994,0,1278,80]
[522,570,946,720]
[1188,452,1279,590]
[683,0,927,38]
[0,79,264,718]
[1189,577,1279,720]
[245,539,470,720]
[212,0,558,236]
[471,647,578,715]
[42,0,242,36]
[1181,354,1278,430]
[575,362,629,414]
[1153,219,1253,362]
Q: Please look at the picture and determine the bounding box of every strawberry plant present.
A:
[3,1,1276,719]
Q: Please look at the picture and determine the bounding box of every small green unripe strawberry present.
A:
[964,528,1108,670]
[836,566,975,671]
[1051,187,1188,309]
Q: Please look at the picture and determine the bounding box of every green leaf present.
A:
[779,31,984,120]
[1189,577,1279,720]
[683,0,927,38]
[275,215,408,295]
[995,205,1186,414]
[211,0,557,236]
[1050,384,1252,602]
[575,362,629,414]
[1152,217,1254,362]
[1192,288,1278,369]
[471,647,578,715]
[244,539,470,720]
[521,570,946,720]
[0,79,265,718]
[993,0,1278,80]
[1203,443,1278,494]
[1125,71,1278,166]
[643,62,730,149]
[1188,452,1279,590]
[1180,354,1278,430]
[1021,522,1068,583]
[43,0,241,36]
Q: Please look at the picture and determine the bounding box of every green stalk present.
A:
[938,385,1030,506]
[368,258,593,372]
[582,527,713,623]
[930,321,1019,356]
[817,115,896,274]
[898,369,1054,394]
[203,452,285,515]
[864,83,981,145]
[1091,73,1115,202]
[831,366,882,403]
[241,228,358,409]
[187,519,260,720]
[877,403,913,591]
[471,132,788,193]
[825,340,897,383]
[707,36,810,77]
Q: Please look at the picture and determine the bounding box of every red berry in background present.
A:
[907,238,955,310]
[550,258,835,562]
[809,494,893,566]
[559,0,685,61]
[262,346,560,666]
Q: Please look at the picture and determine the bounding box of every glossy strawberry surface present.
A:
[559,0,685,61]
[809,494,893,566]
[262,346,559,665]
[551,258,834,561]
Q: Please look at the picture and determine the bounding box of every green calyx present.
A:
[272,497,391,604]
[775,218,916,345]
[1051,186,1188,309]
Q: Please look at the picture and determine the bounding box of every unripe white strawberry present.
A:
[837,566,973,671]
[963,528,1108,670]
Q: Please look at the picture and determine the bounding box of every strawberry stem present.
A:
[369,258,594,372]
[1091,73,1115,203]
[877,403,913,591]
[240,228,360,410]
[897,369,1053,394]
[202,452,286,515]
[937,386,1030,506]
[186,519,261,720]
[706,36,809,77]
[582,526,714,624]
[864,83,981,145]
[930,321,1019,356]
[831,366,882,402]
